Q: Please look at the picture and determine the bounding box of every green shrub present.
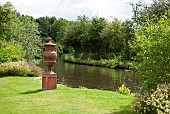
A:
[132,17,170,92]
[79,86,88,89]
[0,61,42,77]
[106,56,121,68]
[0,40,25,63]
[117,84,131,95]
[129,9,170,114]
[132,83,170,114]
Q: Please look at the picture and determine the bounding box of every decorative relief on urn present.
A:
[42,37,57,72]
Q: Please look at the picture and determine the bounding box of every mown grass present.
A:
[0,77,136,114]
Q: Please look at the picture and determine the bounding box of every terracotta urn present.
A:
[42,37,57,90]
[43,37,57,73]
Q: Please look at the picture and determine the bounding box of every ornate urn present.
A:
[42,37,57,90]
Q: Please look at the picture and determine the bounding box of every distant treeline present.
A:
[35,15,135,62]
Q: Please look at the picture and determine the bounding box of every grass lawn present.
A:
[0,77,136,114]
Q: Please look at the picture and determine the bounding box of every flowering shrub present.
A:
[0,61,42,77]
[132,83,170,114]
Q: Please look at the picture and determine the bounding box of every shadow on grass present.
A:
[110,111,137,114]
[110,105,137,114]
[20,89,43,94]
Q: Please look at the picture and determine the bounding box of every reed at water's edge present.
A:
[63,54,133,69]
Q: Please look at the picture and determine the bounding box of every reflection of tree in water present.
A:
[40,58,139,92]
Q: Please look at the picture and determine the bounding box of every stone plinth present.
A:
[42,71,57,90]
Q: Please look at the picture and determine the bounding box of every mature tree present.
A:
[100,18,135,61]
[36,16,57,42]
[51,18,69,42]
[63,15,90,55]
[0,2,16,39]
[36,16,51,37]
[130,0,170,29]
[0,2,42,64]
[88,17,107,59]
[101,18,123,59]
[63,16,134,61]
[121,19,135,61]
[129,0,170,90]
[16,15,42,63]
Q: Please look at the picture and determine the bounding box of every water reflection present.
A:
[39,58,138,92]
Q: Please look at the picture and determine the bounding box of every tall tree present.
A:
[63,16,135,61]
[51,18,69,42]
[36,16,57,42]
[0,2,42,64]
[36,16,51,37]
[0,2,16,40]
[63,15,91,55]
[88,17,107,59]
[130,0,170,28]
[121,19,135,61]
[101,18,123,58]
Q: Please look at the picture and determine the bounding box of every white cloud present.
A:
[0,0,153,20]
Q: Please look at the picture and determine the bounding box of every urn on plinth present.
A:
[42,37,57,90]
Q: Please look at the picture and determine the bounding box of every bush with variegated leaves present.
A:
[132,83,170,114]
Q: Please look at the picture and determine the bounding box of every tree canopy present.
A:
[0,2,42,64]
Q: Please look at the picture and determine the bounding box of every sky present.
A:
[1,0,152,21]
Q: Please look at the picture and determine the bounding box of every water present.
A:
[39,58,139,92]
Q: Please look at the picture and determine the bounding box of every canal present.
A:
[39,58,139,92]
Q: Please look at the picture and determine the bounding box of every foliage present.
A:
[8,15,42,63]
[51,18,69,42]
[0,2,16,39]
[117,84,131,95]
[100,18,123,58]
[121,19,136,60]
[101,18,135,60]
[35,15,135,62]
[130,4,170,114]
[133,17,170,92]
[0,77,136,114]
[0,61,42,77]
[63,16,134,61]
[0,40,25,63]
[132,83,170,114]
[63,54,121,68]
[88,17,107,59]
[130,0,170,29]
[56,42,64,55]
[63,15,91,54]
[79,86,88,89]
[0,2,42,64]
[36,16,56,38]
